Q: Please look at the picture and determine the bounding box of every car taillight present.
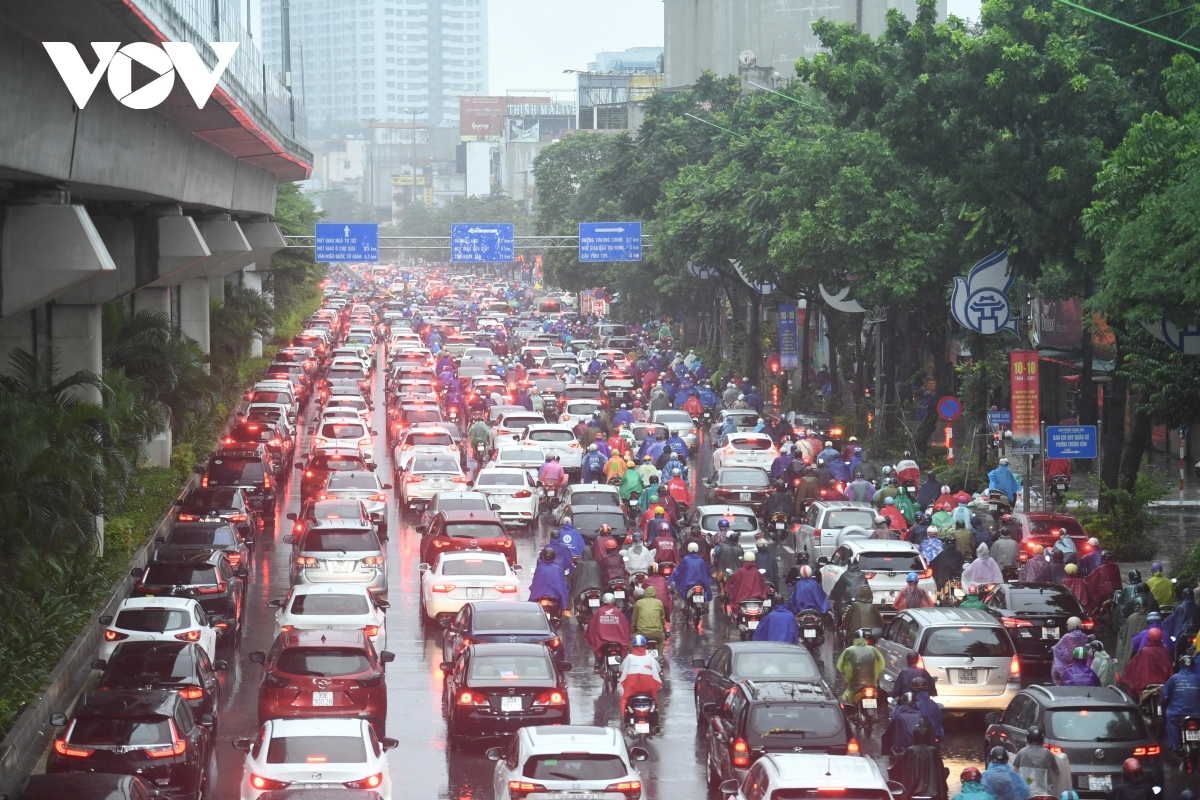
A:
[54,740,94,758]
[1081,617,1095,630]
[1009,656,1021,680]
[919,568,933,579]
[407,475,425,483]
[604,781,642,799]
[533,691,566,706]
[196,582,227,594]
[813,528,822,539]
[227,513,247,522]
[144,721,186,758]
[914,655,924,669]
[847,738,860,754]
[226,553,242,568]
[361,437,373,445]
[174,630,202,642]
[451,476,469,483]
[1133,745,1162,756]
[179,686,205,700]
[279,625,294,633]
[732,737,750,767]
[177,514,199,521]
[362,556,384,567]
[1048,744,1064,754]
[432,584,456,593]
[547,637,561,649]
[509,781,549,799]
[363,625,379,637]
[1001,617,1033,628]
[297,557,318,567]
[103,629,128,642]
[724,446,735,455]
[369,494,387,502]
[458,690,487,705]
[862,572,876,580]
[495,584,518,593]
[513,490,532,498]
[250,774,290,790]
[344,773,384,790]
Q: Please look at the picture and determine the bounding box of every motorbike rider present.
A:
[528,547,571,612]
[643,562,673,622]
[629,585,667,652]
[1116,596,1150,671]
[592,524,620,561]
[1053,529,1079,566]
[569,548,604,609]
[916,471,942,508]
[988,458,1020,504]
[872,514,894,540]
[990,526,1019,575]
[544,528,576,576]
[754,537,780,589]
[711,517,732,548]
[725,552,769,612]
[1147,562,1175,609]
[650,526,679,567]
[1078,537,1103,576]
[598,538,630,588]
[1061,564,1091,609]
[604,450,628,482]
[829,560,871,618]
[952,768,996,800]
[847,472,876,503]
[538,454,568,490]
[894,651,938,698]
[836,628,885,703]
[585,592,631,671]
[1106,759,1155,800]
[841,585,884,646]
[467,412,490,462]
[981,747,1030,800]
[764,479,793,519]
[785,565,831,616]
[883,696,931,758]
[795,465,822,518]
[1012,726,1064,797]
[894,572,935,611]
[670,542,713,601]
[1161,653,1200,752]
[959,585,988,610]
[1018,545,1053,584]
[618,458,644,501]
[618,634,663,720]
[894,451,920,488]
[581,443,607,483]
[963,543,1004,587]
[713,531,745,595]
[753,595,800,644]
[769,446,795,481]
[1122,628,1171,695]
[682,526,711,564]
[622,532,655,574]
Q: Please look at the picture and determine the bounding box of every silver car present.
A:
[876,607,1022,711]
[797,501,879,561]
[474,466,539,530]
[651,409,698,451]
[399,453,471,515]
[288,520,388,600]
[319,470,392,539]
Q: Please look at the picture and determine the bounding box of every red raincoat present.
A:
[585,604,631,658]
[1123,639,1174,696]
[1085,563,1122,611]
[725,563,769,607]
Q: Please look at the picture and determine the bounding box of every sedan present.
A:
[441,643,570,738]
[287,498,373,537]
[491,443,548,481]
[490,412,546,450]
[558,398,603,427]
[517,423,583,472]
[310,417,377,466]
[706,467,774,513]
[318,470,392,539]
[398,453,472,515]
[234,717,397,800]
[295,449,370,504]
[488,725,648,800]
[980,582,1092,675]
[392,426,459,474]
[651,409,699,451]
[248,629,394,734]
[419,550,522,623]
[93,641,224,723]
[270,584,389,650]
[475,466,540,530]
[98,597,225,662]
[442,601,564,664]
[417,491,491,533]
[712,432,778,471]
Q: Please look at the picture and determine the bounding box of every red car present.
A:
[248,629,394,734]
[1012,513,1093,563]
[419,510,516,566]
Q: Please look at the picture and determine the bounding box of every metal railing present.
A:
[283,235,632,251]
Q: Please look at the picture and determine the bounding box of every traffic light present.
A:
[767,353,781,374]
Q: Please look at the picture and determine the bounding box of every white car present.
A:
[491,442,548,480]
[393,425,459,474]
[559,398,603,427]
[651,408,699,451]
[711,409,760,437]
[474,466,540,529]
[97,597,222,662]
[517,423,583,472]
[720,753,893,800]
[712,431,778,471]
[270,584,388,649]
[490,411,546,450]
[398,453,471,514]
[462,346,494,360]
[688,504,760,550]
[311,415,377,465]
[818,539,936,609]
[235,717,396,800]
[322,395,371,424]
[489,724,648,800]
[418,550,521,622]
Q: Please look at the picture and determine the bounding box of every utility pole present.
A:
[411,108,417,207]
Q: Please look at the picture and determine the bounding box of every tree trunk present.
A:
[826,303,840,410]
[915,325,953,451]
[748,294,762,386]
[1099,373,1127,500]
[1119,403,1151,492]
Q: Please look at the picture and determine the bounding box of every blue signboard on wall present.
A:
[1046,425,1097,458]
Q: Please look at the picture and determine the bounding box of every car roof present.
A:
[902,607,1002,627]
[436,510,505,524]
[470,601,544,617]
[279,629,368,648]
[439,550,508,563]
[521,725,624,752]
[305,519,374,530]
[467,642,552,657]
[151,550,225,565]
[120,596,198,611]
[567,484,620,493]
[843,539,921,554]
[289,584,373,596]
[695,504,757,516]
[78,688,178,717]
[525,423,575,432]
[433,491,488,501]
[567,504,627,515]
[762,753,887,788]
[815,501,876,511]
[268,717,367,737]
[1021,685,1134,707]
[739,680,836,702]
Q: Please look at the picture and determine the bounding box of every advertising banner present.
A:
[1009,350,1041,455]
[777,303,799,369]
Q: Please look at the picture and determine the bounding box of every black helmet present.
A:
[906,652,921,667]
[910,676,929,694]
[989,746,1009,764]
[1026,726,1044,745]
[855,628,871,640]
[549,529,560,540]
[1129,569,1142,583]
[1134,596,1147,610]
[540,547,556,563]
[1101,550,1115,562]
[1181,653,1195,669]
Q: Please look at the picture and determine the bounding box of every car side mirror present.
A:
[235,568,249,579]
[130,567,144,579]
[268,599,284,608]
[307,429,315,435]
[193,465,206,474]
[232,738,252,751]
[283,536,294,545]
[214,660,227,671]
[439,618,452,629]
[172,499,183,507]
[379,651,396,663]
[154,535,166,544]
[692,657,707,669]
[512,434,520,440]
[245,538,255,546]
[368,463,377,471]
[375,600,390,610]
[418,563,430,572]
[382,484,392,490]
[199,714,215,727]
[295,463,303,470]
[512,564,523,572]
[248,651,266,664]
[630,746,649,762]
[286,512,297,521]
[466,480,474,488]
[719,779,740,796]
[887,780,908,799]
[380,737,399,751]
[557,661,573,672]
[91,660,107,671]
[439,661,454,673]
[486,746,504,761]
[99,615,113,625]
[416,524,428,534]
[703,703,719,716]
[986,712,1000,725]
[490,503,501,511]
[50,713,68,727]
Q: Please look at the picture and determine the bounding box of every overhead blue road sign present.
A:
[988,411,1012,426]
[937,396,962,422]
[1046,425,1097,459]
[315,223,378,262]
[451,223,514,263]
[578,222,642,262]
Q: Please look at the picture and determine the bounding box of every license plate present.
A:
[312,692,334,706]
[763,599,772,608]
[634,722,650,734]
[959,668,978,684]
[748,620,759,629]
[775,523,785,531]
[1043,627,1059,639]
[739,492,751,501]
[466,587,483,599]
[693,595,705,604]
[553,794,601,800]
[501,696,522,712]
[588,598,601,607]
[861,698,878,709]
[607,655,621,666]
[1186,730,1200,742]
[1088,776,1113,792]
[648,648,658,659]
[614,591,625,599]
[803,629,817,638]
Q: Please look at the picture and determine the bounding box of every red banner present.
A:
[1009,350,1041,454]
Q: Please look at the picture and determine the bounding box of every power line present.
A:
[1054,0,1200,54]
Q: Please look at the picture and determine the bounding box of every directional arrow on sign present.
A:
[594,227,625,233]
[468,228,499,235]
[343,225,350,237]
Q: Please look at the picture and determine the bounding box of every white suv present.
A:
[720,752,899,800]
[488,725,649,800]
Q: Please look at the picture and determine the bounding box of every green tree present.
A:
[270,183,324,341]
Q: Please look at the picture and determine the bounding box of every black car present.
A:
[93,641,224,723]
[981,582,1091,674]
[295,448,370,503]
[174,486,261,542]
[704,681,854,788]
[569,504,631,543]
[984,686,1163,796]
[47,690,213,800]
[19,773,157,800]
[225,419,294,476]
[441,601,563,664]
[693,642,823,721]
[134,551,246,631]
[196,445,277,522]
[440,643,570,738]
[156,520,251,571]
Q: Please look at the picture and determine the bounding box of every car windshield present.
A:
[143,564,219,587]
[730,438,772,451]
[301,530,379,552]
[71,717,172,746]
[320,423,365,439]
[207,457,264,482]
[167,526,236,547]
[407,432,454,447]
[474,608,550,632]
[702,514,758,532]
[290,594,371,615]
[733,652,819,681]
[250,391,290,404]
[181,490,237,510]
[413,457,461,473]
[1027,518,1087,539]
[498,449,542,465]
[476,473,527,487]
[719,469,769,487]
[106,646,193,682]
[310,501,365,520]
[468,654,553,681]
[1046,709,1146,742]
[266,735,367,765]
[277,647,372,676]
[749,703,845,739]
[532,378,564,391]
[523,754,627,781]
[501,417,542,430]
[857,552,924,571]
[403,410,442,424]
[573,512,628,536]
[326,473,378,491]
[1010,589,1085,614]
[528,430,575,443]
[922,627,1013,657]
[566,401,602,414]
[435,497,490,512]
[444,523,506,539]
[825,509,877,529]
[655,411,690,424]
[115,609,191,632]
[569,491,621,507]
[442,558,508,577]
[312,455,363,471]
[726,413,758,426]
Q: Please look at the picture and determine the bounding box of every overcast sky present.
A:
[485,0,981,95]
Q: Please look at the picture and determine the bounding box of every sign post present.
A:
[937,396,961,467]
[578,222,642,262]
[314,223,379,262]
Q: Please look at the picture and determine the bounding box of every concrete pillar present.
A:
[179,278,210,355]
[242,267,265,357]
[0,310,36,370]
[49,303,102,405]
[134,286,171,317]
[1,203,116,318]
[208,274,226,306]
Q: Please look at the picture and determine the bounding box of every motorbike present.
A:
[643,636,663,664]
[939,578,966,607]
[575,589,602,626]
[846,685,879,737]
[601,642,623,693]
[534,596,562,626]
[987,489,1012,524]
[656,561,675,578]
[667,476,692,515]
[1140,684,1165,740]
[607,579,628,608]
[473,441,489,466]
[701,407,714,425]
[796,609,825,653]
[1182,716,1200,774]
[625,491,641,525]
[735,598,767,641]
[624,692,659,745]
[768,512,790,539]
[685,584,708,627]
[1047,474,1069,509]
[539,482,561,512]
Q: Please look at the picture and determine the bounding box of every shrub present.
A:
[1073,473,1165,561]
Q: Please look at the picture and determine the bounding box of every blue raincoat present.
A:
[1162,665,1200,749]
[665,436,689,459]
[785,578,831,615]
[527,560,571,609]
[545,538,575,576]
[988,465,1021,503]
[556,523,586,559]
[669,553,713,600]
[828,459,852,482]
[753,605,800,643]
[613,409,634,426]
[981,763,1031,800]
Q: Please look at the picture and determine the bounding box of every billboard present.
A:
[1009,350,1041,455]
[460,95,551,140]
[777,303,799,370]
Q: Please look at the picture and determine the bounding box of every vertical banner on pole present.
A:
[778,303,799,370]
[1009,350,1041,455]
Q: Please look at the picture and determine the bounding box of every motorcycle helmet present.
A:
[1129,569,1143,583]
[756,537,767,549]
[727,531,740,544]
[654,506,665,515]
[910,677,929,693]
[1134,596,1147,610]
[540,548,556,563]
[743,552,757,563]
[588,443,598,451]
[1147,627,1163,643]
[1001,513,1013,522]
[898,691,915,706]
[632,531,643,542]
[855,628,871,640]
[660,521,671,532]
[1027,726,1045,744]
[562,516,573,526]
[1089,639,1107,653]
[854,447,862,456]
[774,479,786,490]
[1152,562,1163,573]
[961,768,982,784]
[906,572,919,584]
[1181,654,1195,669]
[874,515,887,524]
[882,465,893,475]
[598,524,612,534]
[999,457,1009,466]
[601,592,616,605]
[988,746,1009,764]
[605,539,618,550]
[1122,758,1142,778]
[549,529,560,540]
[631,634,648,648]
[1066,616,1082,631]
[717,519,730,530]
[799,565,813,580]
[825,441,833,448]
[633,586,645,599]
[687,542,700,553]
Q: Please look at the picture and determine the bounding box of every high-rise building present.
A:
[261,0,490,135]
[588,46,664,74]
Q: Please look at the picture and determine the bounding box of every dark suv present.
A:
[984,686,1163,796]
[703,681,853,788]
[134,551,246,631]
[174,486,260,542]
[93,641,225,723]
[47,689,213,800]
[196,445,277,523]
[981,583,1092,676]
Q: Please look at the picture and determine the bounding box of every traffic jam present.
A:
[34,263,1200,800]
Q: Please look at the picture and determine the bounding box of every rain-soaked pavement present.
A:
[200,347,1200,800]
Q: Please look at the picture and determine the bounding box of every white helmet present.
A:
[874,515,887,524]
[999,457,1009,465]
[743,552,757,563]
[738,393,745,400]
[588,443,598,451]
[825,441,833,448]
[688,542,699,553]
